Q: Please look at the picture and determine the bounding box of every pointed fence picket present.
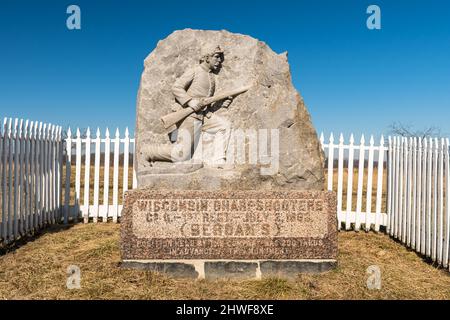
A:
[0,117,62,245]
[321,133,389,232]
[62,127,135,223]
[388,136,450,270]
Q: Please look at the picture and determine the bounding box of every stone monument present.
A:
[121,29,337,279]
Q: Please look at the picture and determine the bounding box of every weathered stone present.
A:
[119,260,336,280]
[120,261,199,279]
[204,262,258,280]
[260,260,337,279]
[120,189,338,260]
[135,29,324,190]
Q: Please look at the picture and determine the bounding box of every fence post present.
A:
[345,134,355,230]
[421,138,428,255]
[56,126,61,222]
[437,138,444,264]
[6,119,13,242]
[407,137,413,246]
[37,122,43,229]
[75,128,82,220]
[93,128,101,223]
[103,128,111,222]
[113,128,120,223]
[29,122,36,228]
[365,135,375,231]
[375,135,385,232]
[402,137,409,243]
[83,128,91,223]
[419,138,427,254]
[445,138,450,269]
[50,125,55,225]
[355,134,365,231]
[57,126,63,222]
[23,120,30,234]
[51,125,55,223]
[13,119,20,239]
[426,138,432,257]
[47,124,52,225]
[43,123,49,226]
[337,134,344,229]
[64,128,72,224]
[397,137,403,240]
[411,137,418,248]
[387,136,392,234]
[416,137,423,252]
[431,137,438,262]
[123,128,130,202]
[42,123,47,226]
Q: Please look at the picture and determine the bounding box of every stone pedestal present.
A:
[120,189,338,279]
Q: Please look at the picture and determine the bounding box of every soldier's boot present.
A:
[141,145,204,173]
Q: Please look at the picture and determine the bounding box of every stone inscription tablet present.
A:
[121,190,338,260]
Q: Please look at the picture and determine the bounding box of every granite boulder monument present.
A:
[121,29,337,279]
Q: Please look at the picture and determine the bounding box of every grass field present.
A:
[0,223,448,300]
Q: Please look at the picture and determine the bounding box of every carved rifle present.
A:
[160,84,252,132]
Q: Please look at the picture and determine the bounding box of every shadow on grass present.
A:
[0,222,77,256]
[378,231,449,272]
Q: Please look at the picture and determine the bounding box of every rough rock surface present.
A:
[135,29,324,190]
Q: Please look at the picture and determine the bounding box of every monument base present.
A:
[121,189,338,279]
[120,259,337,280]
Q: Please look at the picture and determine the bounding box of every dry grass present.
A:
[0,223,448,300]
[1,162,446,300]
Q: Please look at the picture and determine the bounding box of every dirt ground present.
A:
[0,223,448,300]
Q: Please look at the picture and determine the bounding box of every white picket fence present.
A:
[387,137,450,269]
[0,118,63,244]
[320,133,388,232]
[63,127,136,223]
[63,129,388,231]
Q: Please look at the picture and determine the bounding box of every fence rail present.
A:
[0,117,63,244]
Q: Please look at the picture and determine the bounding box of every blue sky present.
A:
[1,0,449,138]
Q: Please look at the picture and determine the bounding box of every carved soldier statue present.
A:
[145,45,234,169]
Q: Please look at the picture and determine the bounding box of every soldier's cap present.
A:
[201,45,224,57]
